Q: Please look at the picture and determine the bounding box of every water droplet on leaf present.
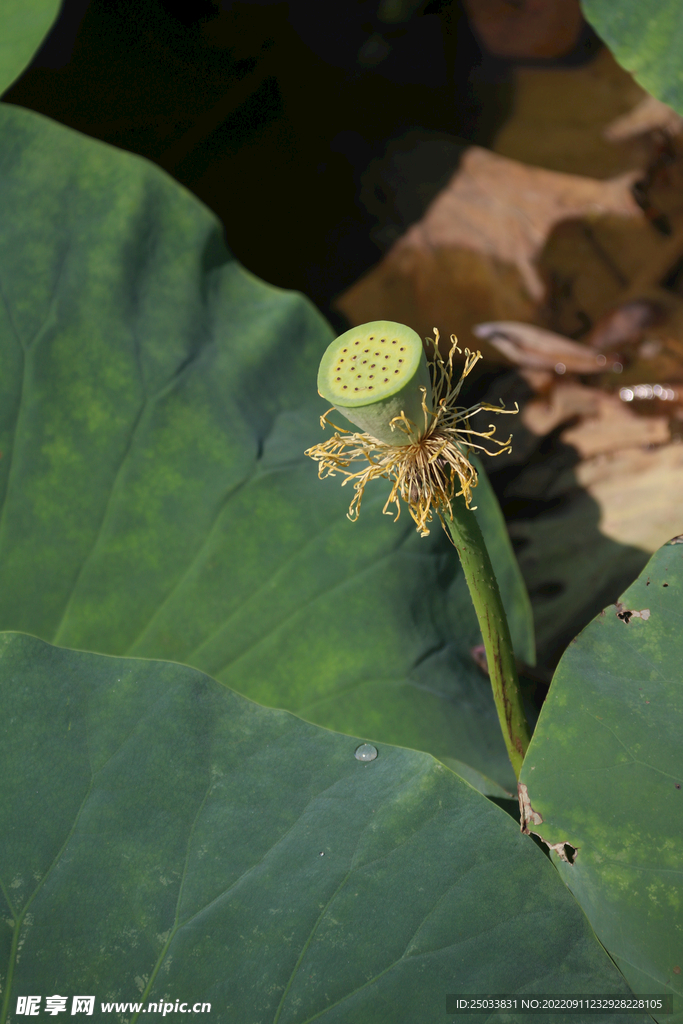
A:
[355,743,378,762]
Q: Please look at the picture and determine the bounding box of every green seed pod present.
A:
[317,320,432,445]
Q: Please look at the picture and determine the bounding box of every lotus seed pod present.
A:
[317,321,432,445]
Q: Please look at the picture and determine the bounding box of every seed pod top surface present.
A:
[318,321,424,406]
[317,321,431,445]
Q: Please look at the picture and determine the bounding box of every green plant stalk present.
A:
[444,493,531,779]
[312,319,531,776]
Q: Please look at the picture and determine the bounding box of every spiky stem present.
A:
[443,493,531,779]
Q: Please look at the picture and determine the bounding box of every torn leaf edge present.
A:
[518,782,578,864]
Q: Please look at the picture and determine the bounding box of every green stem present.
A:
[444,494,531,779]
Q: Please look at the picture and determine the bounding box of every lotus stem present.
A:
[306,319,532,778]
[443,493,531,777]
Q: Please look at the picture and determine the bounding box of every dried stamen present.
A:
[305,330,517,537]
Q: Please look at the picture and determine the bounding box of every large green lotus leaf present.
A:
[0,0,61,96]
[0,632,652,1023]
[0,102,532,793]
[519,539,683,1022]
[582,1,683,115]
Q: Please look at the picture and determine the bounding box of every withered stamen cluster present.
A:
[305,330,517,537]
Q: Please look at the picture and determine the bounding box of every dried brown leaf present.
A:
[521,382,602,436]
[474,320,611,373]
[336,147,641,354]
[603,94,683,143]
[559,391,670,458]
[575,443,683,551]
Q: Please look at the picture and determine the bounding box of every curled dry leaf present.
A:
[336,147,641,354]
[394,149,639,306]
[338,42,683,352]
[474,320,612,373]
